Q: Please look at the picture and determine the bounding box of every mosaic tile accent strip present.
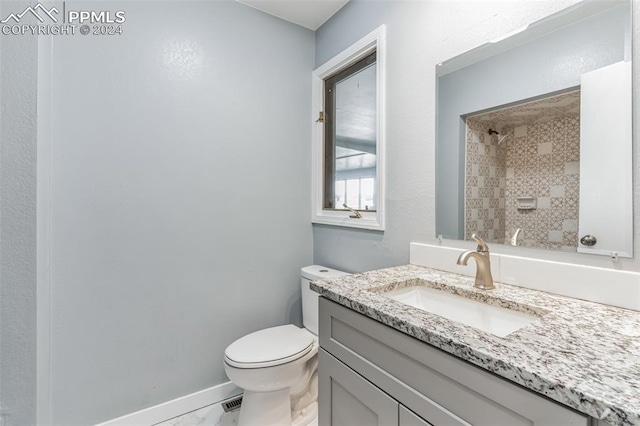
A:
[310,265,640,426]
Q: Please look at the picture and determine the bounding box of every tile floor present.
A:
[154,403,239,426]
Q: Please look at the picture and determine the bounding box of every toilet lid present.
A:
[224,325,315,368]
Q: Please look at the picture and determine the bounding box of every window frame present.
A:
[311,25,386,231]
[323,51,377,212]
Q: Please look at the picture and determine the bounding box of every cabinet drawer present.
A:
[319,298,589,426]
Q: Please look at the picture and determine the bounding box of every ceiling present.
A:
[236,0,349,30]
[469,90,581,130]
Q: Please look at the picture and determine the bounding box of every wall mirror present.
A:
[435,0,633,257]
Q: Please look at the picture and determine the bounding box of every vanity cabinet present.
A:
[318,298,590,426]
[319,348,430,426]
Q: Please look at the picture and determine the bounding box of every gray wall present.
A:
[43,2,313,424]
[313,0,640,273]
[314,0,434,273]
[436,4,629,239]
[1,1,639,425]
[0,1,39,424]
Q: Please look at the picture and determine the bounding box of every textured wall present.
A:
[44,2,314,424]
[0,1,39,424]
[314,0,640,272]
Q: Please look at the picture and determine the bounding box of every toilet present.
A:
[224,265,348,426]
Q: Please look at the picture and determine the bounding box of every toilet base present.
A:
[238,389,291,426]
[291,364,318,426]
[236,392,318,426]
[291,401,317,426]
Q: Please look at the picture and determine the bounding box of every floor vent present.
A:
[221,395,243,412]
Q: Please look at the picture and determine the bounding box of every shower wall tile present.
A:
[465,119,580,251]
[504,116,580,251]
[465,90,580,251]
[465,119,506,243]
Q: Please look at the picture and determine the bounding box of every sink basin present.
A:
[381,286,539,337]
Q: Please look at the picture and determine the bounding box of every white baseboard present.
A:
[95,382,241,426]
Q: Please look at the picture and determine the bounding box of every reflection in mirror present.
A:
[435,0,632,257]
[464,89,581,251]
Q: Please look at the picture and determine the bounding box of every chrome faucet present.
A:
[457,234,495,290]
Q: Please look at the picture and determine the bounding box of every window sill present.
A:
[312,212,384,231]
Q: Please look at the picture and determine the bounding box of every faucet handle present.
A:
[471,234,489,253]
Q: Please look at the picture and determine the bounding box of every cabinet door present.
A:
[400,406,432,426]
[319,349,399,426]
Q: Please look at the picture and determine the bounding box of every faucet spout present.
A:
[457,234,495,290]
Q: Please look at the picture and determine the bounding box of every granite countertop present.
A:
[310,264,640,426]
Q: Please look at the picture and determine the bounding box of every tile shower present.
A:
[465,91,581,251]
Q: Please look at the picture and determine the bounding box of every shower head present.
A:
[488,128,509,145]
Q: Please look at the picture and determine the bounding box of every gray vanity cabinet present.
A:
[318,298,590,426]
[319,348,430,426]
[400,406,432,426]
[319,349,401,426]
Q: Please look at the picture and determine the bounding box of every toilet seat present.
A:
[225,324,315,369]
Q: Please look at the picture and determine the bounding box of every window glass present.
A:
[324,51,377,212]
[334,180,346,208]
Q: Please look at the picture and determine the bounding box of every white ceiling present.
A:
[470,90,581,130]
[236,0,349,30]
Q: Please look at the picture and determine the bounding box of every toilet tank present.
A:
[301,265,349,335]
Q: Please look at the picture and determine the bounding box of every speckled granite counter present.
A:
[310,264,640,426]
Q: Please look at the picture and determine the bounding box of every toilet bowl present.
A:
[223,266,348,426]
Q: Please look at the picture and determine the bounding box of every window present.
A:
[324,51,377,212]
[311,26,385,231]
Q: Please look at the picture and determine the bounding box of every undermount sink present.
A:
[381,285,539,337]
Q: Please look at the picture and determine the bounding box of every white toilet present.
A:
[224,265,348,426]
